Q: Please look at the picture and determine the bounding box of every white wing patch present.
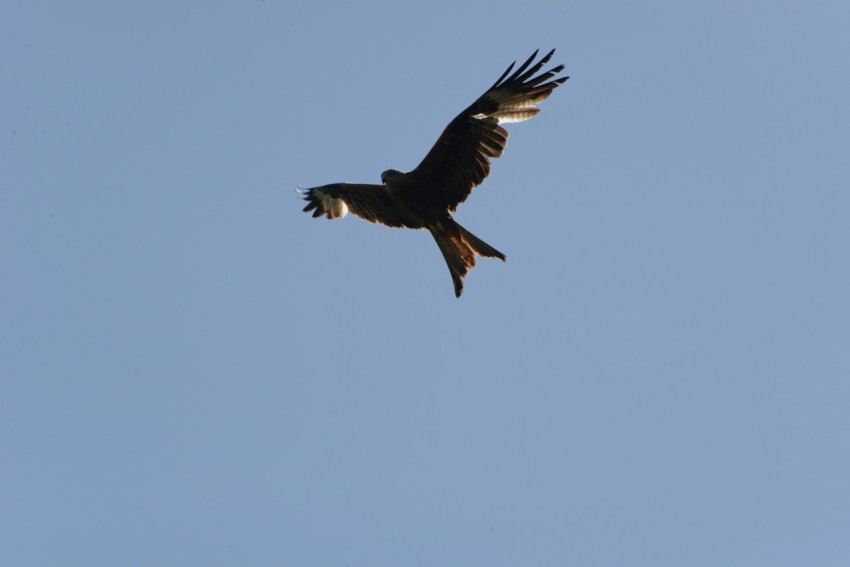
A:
[315,189,349,219]
[476,109,541,124]
[474,97,542,125]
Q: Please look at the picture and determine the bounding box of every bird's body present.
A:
[301,50,568,297]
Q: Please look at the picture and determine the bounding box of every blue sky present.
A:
[2,1,849,565]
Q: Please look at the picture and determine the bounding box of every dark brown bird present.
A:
[300,50,568,297]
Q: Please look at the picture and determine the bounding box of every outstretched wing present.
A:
[409,49,568,212]
[300,183,418,228]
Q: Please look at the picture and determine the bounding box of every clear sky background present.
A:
[2,1,849,565]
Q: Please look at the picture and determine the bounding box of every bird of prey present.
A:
[300,49,568,297]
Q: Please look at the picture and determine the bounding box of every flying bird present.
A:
[300,49,568,297]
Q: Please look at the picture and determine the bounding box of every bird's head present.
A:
[380,169,405,185]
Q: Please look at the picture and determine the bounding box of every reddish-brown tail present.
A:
[430,219,506,297]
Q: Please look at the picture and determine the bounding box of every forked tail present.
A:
[430,219,506,297]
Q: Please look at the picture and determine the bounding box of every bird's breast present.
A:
[386,175,449,226]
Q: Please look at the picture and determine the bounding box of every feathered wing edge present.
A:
[480,48,569,123]
[299,183,417,228]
